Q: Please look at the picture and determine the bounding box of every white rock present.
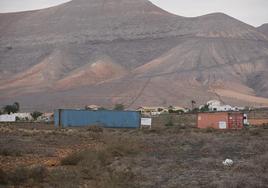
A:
[223,159,233,166]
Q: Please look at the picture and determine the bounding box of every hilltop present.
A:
[0,0,268,110]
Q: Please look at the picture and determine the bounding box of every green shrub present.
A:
[204,127,216,133]
[5,165,48,185]
[31,111,43,120]
[0,147,22,156]
[29,165,48,182]
[113,104,125,111]
[0,169,8,185]
[165,119,174,127]
[61,152,83,166]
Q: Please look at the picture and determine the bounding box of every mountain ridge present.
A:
[0,0,268,111]
[258,23,268,37]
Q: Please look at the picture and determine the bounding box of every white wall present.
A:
[0,114,16,122]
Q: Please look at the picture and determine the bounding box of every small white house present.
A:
[14,113,33,121]
[37,112,53,122]
[0,114,16,122]
[85,105,101,111]
[214,105,233,112]
[207,100,221,107]
[206,100,241,112]
[0,113,33,122]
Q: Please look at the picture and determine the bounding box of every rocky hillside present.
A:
[0,0,268,111]
[258,24,268,36]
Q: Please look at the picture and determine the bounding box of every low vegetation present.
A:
[57,135,141,187]
[30,111,43,120]
[0,123,267,187]
[113,104,125,111]
[0,165,47,186]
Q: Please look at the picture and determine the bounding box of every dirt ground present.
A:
[0,123,268,188]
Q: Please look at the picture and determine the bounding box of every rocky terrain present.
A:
[1,0,268,111]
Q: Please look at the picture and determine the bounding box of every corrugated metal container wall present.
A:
[197,112,244,129]
[228,113,244,129]
[197,112,229,129]
[248,119,268,126]
[54,109,141,128]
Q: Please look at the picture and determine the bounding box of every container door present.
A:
[228,113,243,129]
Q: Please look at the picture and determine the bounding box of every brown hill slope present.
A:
[55,56,128,90]
[0,0,268,111]
[0,50,74,94]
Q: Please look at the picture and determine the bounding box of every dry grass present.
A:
[0,165,48,186]
[0,123,268,187]
[56,135,142,187]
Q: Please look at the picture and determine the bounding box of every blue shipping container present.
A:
[54,109,141,128]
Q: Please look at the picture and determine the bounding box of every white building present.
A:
[38,112,53,122]
[214,105,233,112]
[207,100,221,108]
[206,100,240,112]
[14,113,33,121]
[0,113,33,122]
[85,105,101,111]
[0,114,16,122]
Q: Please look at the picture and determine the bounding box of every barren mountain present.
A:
[0,0,268,111]
[258,24,268,37]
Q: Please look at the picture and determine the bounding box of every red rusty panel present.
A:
[197,112,229,129]
[197,112,244,129]
[248,119,268,126]
[228,113,244,129]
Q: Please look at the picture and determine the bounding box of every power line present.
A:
[126,78,151,108]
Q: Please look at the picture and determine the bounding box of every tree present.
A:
[157,108,163,112]
[31,111,43,120]
[13,102,20,112]
[167,105,173,113]
[175,110,185,114]
[191,108,200,113]
[2,102,20,114]
[200,104,210,112]
[113,104,125,111]
[191,100,196,111]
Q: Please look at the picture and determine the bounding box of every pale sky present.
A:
[151,0,268,27]
[0,0,267,27]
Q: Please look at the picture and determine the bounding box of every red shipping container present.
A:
[197,112,244,129]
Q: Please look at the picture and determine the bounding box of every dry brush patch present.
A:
[0,165,48,186]
[0,124,268,187]
[56,135,142,188]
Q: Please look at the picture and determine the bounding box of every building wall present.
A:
[197,112,229,129]
[198,112,244,129]
[245,108,268,126]
[54,109,141,128]
[0,114,16,122]
[246,109,268,119]
[248,119,268,126]
[228,113,244,129]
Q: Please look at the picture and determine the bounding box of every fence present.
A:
[245,108,268,126]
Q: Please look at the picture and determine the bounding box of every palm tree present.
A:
[2,102,20,114]
[13,102,20,112]
[191,100,196,111]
